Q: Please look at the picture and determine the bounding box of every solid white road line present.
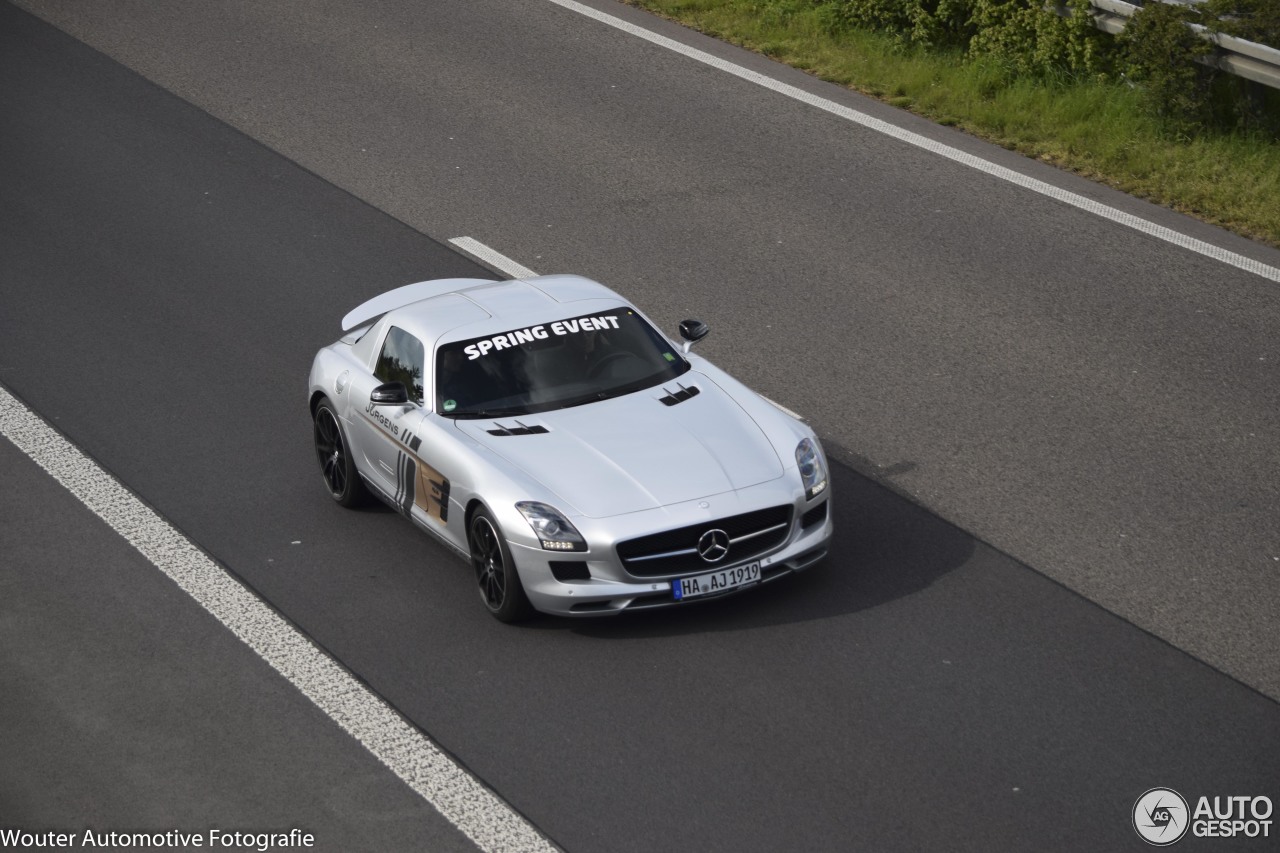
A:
[544,0,1280,285]
[450,237,540,280]
[0,383,558,853]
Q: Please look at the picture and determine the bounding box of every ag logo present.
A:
[1133,788,1190,846]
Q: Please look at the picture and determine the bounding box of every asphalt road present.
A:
[0,441,474,852]
[2,2,1278,851]
[13,0,1279,700]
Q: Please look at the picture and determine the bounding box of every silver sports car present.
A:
[308,275,832,621]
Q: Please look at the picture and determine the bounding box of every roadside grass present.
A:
[624,0,1280,247]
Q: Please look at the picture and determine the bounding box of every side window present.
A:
[374,326,425,404]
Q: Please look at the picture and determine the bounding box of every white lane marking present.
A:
[450,237,540,279]
[451,237,813,419]
[0,384,558,853]
[760,394,804,421]
[544,0,1280,285]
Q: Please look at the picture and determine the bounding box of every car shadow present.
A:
[525,455,976,638]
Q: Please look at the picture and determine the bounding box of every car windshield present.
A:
[435,308,690,417]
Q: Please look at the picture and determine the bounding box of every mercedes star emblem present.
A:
[697,528,730,563]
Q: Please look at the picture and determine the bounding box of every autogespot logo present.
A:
[1134,788,1191,846]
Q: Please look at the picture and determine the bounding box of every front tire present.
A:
[313,398,369,507]
[469,507,533,623]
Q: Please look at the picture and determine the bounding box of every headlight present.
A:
[516,502,587,551]
[795,437,828,501]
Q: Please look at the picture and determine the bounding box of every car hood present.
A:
[455,376,785,518]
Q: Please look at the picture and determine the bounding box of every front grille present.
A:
[616,505,793,577]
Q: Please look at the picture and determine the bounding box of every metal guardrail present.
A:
[1059,0,1280,90]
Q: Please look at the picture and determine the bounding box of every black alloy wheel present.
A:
[313,399,368,507]
[469,507,533,623]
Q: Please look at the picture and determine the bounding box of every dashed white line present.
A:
[0,383,558,853]
[450,237,540,279]
[760,395,805,421]
[449,237,811,420]
[544,0,1280,285]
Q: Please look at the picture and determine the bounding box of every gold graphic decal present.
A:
[416,461,450,524]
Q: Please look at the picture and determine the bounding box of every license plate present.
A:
[673,561,761,600]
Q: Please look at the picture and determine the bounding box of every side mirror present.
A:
[370,381,410,406]
[678,319,709,353]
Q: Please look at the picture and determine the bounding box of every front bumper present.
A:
[507,480,832,617]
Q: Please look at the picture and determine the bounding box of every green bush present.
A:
[1203,0,1280,44]
[816,0,975,48]
[1200,0,1280,136]
[1122,2,1216,136]
[1119,1,1279,137]
[968,0,1112,79]
[807,0,1277,137]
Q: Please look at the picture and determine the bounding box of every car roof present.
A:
[352,275,631,348]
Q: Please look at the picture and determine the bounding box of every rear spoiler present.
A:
[341,277,498,332]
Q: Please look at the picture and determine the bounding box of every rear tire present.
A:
[469,507,533,623]
[313,399,369,507]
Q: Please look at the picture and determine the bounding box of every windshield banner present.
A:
[463,315,621,360]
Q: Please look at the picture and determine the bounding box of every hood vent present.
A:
[487,421,549,437]
[658,384,701,407]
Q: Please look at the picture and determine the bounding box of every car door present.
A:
[401,410,459,544]
[348,325,428,511]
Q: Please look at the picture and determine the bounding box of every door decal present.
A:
[364,413,449,525]
[415,460,450,523]
[395,451,416,516]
